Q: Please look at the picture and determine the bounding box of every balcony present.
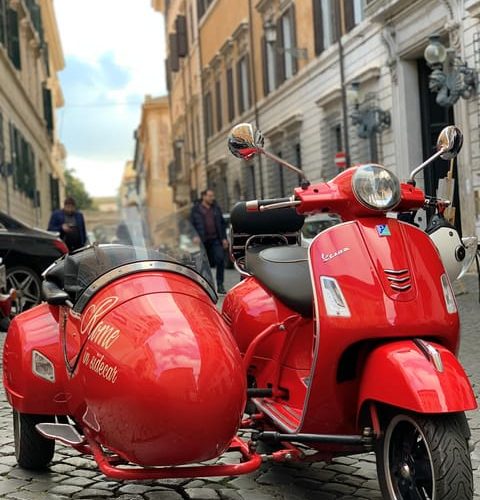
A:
[365,0,419,21]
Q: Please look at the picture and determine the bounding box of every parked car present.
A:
[300,213,342,247]
[0,211,68,314]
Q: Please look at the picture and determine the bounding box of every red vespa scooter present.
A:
[224,123,477,499]
[2,125,476,500]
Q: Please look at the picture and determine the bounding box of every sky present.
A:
[55,0,167,198]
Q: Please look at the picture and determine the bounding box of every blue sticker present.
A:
[376,224,391,237]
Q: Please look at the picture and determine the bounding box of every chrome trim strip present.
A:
[390,284,412,291]
[73,260,217,314]
[413,339,444,373]
[252,398,297,433]
[386,276,411,283]
[384,269,409,275]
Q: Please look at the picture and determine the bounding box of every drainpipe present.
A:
[337,0,351,168]
[248,0,265,198]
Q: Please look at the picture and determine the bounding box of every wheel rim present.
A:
[7,269,41,314]
[384,415,435,500]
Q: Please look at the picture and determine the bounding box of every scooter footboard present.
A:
[358,340,477,415]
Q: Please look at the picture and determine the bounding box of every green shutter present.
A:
[7,8,21,69]
[0,0,6,47]
[43,86,54,138]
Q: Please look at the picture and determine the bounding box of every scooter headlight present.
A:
[352,165,401,211]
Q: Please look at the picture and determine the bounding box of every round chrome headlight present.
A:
[352,164,401,211]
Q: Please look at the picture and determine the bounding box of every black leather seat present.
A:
[246,246,313,317]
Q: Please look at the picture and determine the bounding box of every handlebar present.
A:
[245,197,301,212]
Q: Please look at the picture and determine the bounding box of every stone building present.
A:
[0,0,65,228]
[133,95,175,230]
[160,0,480,237]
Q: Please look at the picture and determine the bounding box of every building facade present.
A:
[0,0,65,228]
[161,0,480,237]
[133,95,175,229]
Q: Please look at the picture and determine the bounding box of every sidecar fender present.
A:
[358,340,477,415]
[3,304,69,415]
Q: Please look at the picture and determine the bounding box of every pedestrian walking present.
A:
[190,189,228,294]
[48,197,88,252]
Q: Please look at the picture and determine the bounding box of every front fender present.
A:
[358,341,477,414]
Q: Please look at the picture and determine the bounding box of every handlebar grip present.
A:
[245,198,291,212]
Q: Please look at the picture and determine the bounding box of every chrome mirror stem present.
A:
[409,148,446,183]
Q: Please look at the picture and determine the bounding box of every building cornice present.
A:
[39,0,65,71]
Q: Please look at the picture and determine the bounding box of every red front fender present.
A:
[358,341,477,415]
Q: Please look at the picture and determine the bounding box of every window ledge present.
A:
[466,0,480,17]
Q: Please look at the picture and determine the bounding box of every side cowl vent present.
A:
[384,269,412,292]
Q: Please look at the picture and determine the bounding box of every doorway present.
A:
[417,59,462,234]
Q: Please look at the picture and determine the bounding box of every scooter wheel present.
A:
[376,411,473,500]
[13,410,55,470]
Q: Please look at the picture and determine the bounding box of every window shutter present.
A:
[0,110,4,165]
[261,36,269,96]
[169,33,179,72]
[215,79,222,132]
[276,19,285,86]
[226,67,235,122]
[165,58,171,91]
[312,0,324,56]
[332,0,340,42]
[289,5,298,75]
[0,0,6,47]
[176,15,188,57]
[236,59,243,114]
[344,0,355,32]
[7,8,21,70]
[42,86,54,139]
[197,0,205,19]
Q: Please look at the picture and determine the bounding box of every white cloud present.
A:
[54,0,167,197]
[66,156,126,198]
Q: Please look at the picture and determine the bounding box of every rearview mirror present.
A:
[437,126,463,160]
[228,123,264,160]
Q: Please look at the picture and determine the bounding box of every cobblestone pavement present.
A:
[0,271,478,499]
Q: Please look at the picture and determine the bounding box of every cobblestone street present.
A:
[0,272,478,500]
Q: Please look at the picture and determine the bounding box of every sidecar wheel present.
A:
[13,410,55,469]
[376,411,473,500]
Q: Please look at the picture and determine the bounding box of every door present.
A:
[418,59,462,234]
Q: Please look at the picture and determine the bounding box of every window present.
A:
[236,56,250,115]
[215,79,222,132]
[50,174,60,211]
[226,67,235,122]
[9,124,36,199]
[7,9,20,70]
[176,15,188,57]
[312,0,336,55]
[0,0,6,47]
[281,9,296,80]
[197,0,214,20]
[262,35,276,95]
[204,92,213,138]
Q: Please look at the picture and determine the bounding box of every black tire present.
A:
[13,410,55,469]
[6,266,42,314]
[376,411,473,500]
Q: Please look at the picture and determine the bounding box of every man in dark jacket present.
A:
[190,189,228,294]
[48,197,88,252]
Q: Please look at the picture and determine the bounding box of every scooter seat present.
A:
[246,246,313,317]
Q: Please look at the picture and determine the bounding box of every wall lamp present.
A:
[263,19,308,60]
[424,34,478,107]
[349,82,391,139]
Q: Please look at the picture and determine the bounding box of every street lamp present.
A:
[263,19,308,59]
[424,34,478,107]
[350,82,391,163]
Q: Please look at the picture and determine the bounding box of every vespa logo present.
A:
[321,247,350,263]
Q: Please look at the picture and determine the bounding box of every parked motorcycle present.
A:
[2,125,477,500]
[0,258,15,331]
